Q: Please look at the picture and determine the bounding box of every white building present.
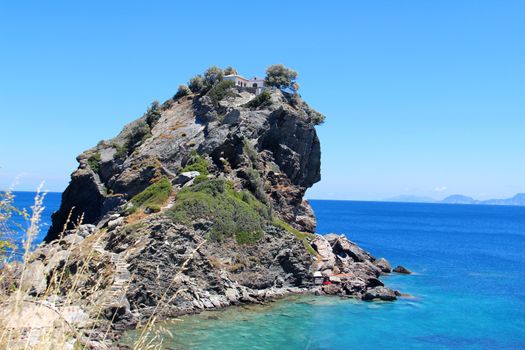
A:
[224,74,265,94]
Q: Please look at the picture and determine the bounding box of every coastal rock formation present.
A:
[393,265,412,274]
[20,71,402,340]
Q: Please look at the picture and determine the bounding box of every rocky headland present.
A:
[15,66,407,347]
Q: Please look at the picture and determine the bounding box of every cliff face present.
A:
[46,88,320,242]
[26,82,399,336]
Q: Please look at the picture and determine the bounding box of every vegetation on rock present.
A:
[87,152,101,173]
[203,66,224,89]
[174,84,191,100]
[207,80,235,105]
[168,178,270,244]
[273,218,317,255]
[181,151,210,175]
[244,90,272,109]
[265,64,300,93]
[145,100,162,127]
[223,66,238,75]
[130,177,172,212]
[188,75,205,93]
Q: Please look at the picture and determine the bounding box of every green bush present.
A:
[167,178,271,244]
[174,85,191,100]
[181,151,209,175]
[244,90,272,109]
[207,80,235,105]
[203,66,224,89]
[223,66,238,75]
[120,120,151,157]
[309,109,325,125]
[145,101,161,127]
[131,177,172,212]
[188,75,205,93]
[265,64,299,92]
[87,153,101,173]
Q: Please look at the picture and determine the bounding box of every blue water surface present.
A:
[4,191,61,254]
[148,200,525,350]
[10,193,525,349]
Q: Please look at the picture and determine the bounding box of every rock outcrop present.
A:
[22,78,404,340]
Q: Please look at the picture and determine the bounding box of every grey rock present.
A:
[374,258,392,273]
[363,286,397,301]
[21,260,47,295]
[174,171,200,185]
[107,217,124,231]
[393,265,412,274]
[77,224,98,238]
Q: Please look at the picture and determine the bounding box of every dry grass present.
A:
[0,184,206,349]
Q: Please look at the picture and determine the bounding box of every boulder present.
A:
[76,224,98,238]
[20,260,47,295]
[311,235,336,270]
[327,235,374,262]
[173,171,200,185]
[362,286,397,301]
[107,217,124,231]
[393,265,412,274]
[374,258,392,273]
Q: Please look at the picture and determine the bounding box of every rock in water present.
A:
[393,265,412,274]
[374,258,392,273]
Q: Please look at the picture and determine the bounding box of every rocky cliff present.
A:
[25,75,401,341]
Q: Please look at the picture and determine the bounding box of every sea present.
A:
[7,193,525,349]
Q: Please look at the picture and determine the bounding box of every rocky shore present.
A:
[9,67,409,348]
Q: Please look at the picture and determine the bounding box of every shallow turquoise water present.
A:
[123,200,525,349]
[13,194,525,349]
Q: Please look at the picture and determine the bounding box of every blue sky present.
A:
[0,1,523,200]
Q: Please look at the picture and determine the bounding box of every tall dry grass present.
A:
[0,185,205,349]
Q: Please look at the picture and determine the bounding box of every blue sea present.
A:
[9,193,525,349]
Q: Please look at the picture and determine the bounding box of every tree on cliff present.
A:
[265,64,300,93]
[203,66,224,89]
[223,66,238,75]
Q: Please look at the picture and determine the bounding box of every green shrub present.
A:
[131,177,172,212]
[203,66,224,89]
[181,151,209,175]
[145,101,161,127]
[87,153,101,173]
[174,85,191,100]
[309,109,325,125]
[113,143,128,159]
[244,90,272,109]
[207,80,235,105]
[244,168,267,203]
[120,120,151,157]
[265,64,299,92]
[243,139,258,163]
[188,75,205,93]
[223,66,238,75]
[167,178,270,244]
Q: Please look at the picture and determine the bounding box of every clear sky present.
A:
[1,1,524,200]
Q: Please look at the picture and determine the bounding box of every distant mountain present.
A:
[385,193,525,206]
[441,195,478,205]
[385,195,437,203]
[480,193,525,206]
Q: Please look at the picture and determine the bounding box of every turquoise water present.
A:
[124,200,525,349]
[10,194,525,349]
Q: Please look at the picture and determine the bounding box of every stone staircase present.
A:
[101,253,131,309]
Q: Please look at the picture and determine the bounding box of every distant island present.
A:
[386,193,525,206]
